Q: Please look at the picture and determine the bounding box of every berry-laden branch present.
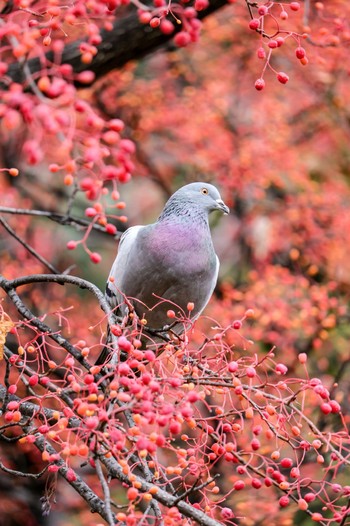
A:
[0,382,115,522]
[1,271,350,525]
[2,0,229,90]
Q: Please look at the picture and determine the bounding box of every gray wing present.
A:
[158,254,219,321]
[105,225,144,314]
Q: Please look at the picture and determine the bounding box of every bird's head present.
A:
[171,182,230,216]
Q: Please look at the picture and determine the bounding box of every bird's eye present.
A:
[201,187,209,195]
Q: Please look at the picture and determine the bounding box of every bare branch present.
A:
[0,216,60,274]
[0,460,48,479]
[95,459,115,526]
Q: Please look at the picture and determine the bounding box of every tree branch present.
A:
[4,0,229,89]
[0,207,121,238]
[0,216,60,274]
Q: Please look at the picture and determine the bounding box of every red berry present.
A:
[290,2,300,11]
[84,374,95,385]
[276,363,288,375]
[80,177,94,190]
[251,478,262,489]
[249,18,260,30]
[105,223,117,235]
[331,484,342,493]
[38,424,49,434]
[118,335,132,352]
[194,0,209,10]
[253,425,262,435]
[268,39,278,48]
[280,457,293,468]
[290,467,300,478]
[329,400,341,413]
[160,19,175,35]
[234,480,245,490]
[251,438,260,450]
[255,78,265,90]
[277,71,289,84]
[48,465,59,473]
[109,119,124,132]
[7,401,19,411]
[90,252,101,264]
[246,366,256,378]
[150,17,160,28]
[320,402,332,415]
[119,138,135,153]
[29,374,39,386]
[295,46,306,59]
[174,31,191,47]
[66,468,77,482]
[279,496,290,508]
[221,508,235,520]
[228,361,238,373]
[258,5,268,15]
[5,412,14,422]
[257,47,266,59]
[85,416,99,429]
[280,10,288,19]
[139,11,152,24]
[67,240,77,250]
[127,487,139,500]
[304,492,316,503]
[85,207,97,217]
[184,7,197,18]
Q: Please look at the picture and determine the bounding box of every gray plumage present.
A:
[99,182,229,361]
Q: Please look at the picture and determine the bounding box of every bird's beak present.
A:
[216,198,230,215]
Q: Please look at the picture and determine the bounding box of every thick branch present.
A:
[5,0,229,88]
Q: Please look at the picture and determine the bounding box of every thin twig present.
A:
[95,459,115,526]
[173,474,220,505]
[0,216,60,274]
[0,460,48,478]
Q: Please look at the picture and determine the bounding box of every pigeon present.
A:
[97,182,229,364]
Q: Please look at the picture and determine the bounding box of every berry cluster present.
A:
[247,2,308,90]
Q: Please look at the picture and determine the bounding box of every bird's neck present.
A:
[157,201,209,228]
